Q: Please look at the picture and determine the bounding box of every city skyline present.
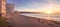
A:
[7,0,60,12]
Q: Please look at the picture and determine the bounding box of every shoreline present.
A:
[5,13,60,27]
[21,15,60,23]
[19,15,60,24]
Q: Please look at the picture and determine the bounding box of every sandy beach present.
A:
[5,13,60,27]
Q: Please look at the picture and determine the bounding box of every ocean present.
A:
[21,13,60,22]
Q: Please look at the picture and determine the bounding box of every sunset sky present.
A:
[7,0,60,12]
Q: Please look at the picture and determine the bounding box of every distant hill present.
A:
[19,12,42,14]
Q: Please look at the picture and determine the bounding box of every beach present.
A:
[5,13,60,27]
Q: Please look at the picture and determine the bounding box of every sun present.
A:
[45,11,53,14]
[42,11,53,14]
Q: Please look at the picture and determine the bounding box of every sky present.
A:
[7,0,60,12]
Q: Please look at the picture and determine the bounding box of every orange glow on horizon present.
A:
[44,11,53,14]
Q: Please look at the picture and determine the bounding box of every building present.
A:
[6,3,14,14]
[0,0,6,17]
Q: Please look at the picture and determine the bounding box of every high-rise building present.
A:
[0,0,6,17]
[6,3,14,14]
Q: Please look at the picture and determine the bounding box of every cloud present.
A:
[14,0,60,12]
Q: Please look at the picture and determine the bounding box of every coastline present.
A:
[21,15,60,26]
[21,15,60,24]
[5,13,60,27]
